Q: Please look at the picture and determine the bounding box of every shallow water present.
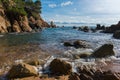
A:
[0,27,120,56]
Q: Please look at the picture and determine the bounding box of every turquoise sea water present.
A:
[0,27,120,56]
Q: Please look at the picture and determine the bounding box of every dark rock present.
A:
[63,40,90,49]
[69,73,80,80]
[113,30,120,39]
[103,21,120,33]
[7,63,38,79]
[91,44,115,58]
[79,74,93,80]
[50,21,56,28]
[83,26,89,32]
[73,40,88,48]
[77,67,94,77]
[73,26,77,29]
[49,59,72,75]
[64,42,73,47]
[102,71,120,80]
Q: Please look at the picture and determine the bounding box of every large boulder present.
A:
[7,63,38,79]
[92,44,115,58]
[49,59,72,75]
[113,30,120,39]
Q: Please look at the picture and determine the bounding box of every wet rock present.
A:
[7,63,38,79]
[96,24,105,30]
[64,40,90,49]
[64,42,73,47]
[73,52,91,59]
[50,21,56,28]
[69,73,80,80]
[73,40,88,48]
[25,59,44,66]
[79,74,93,80]
[92,44,115,58]
[113,30,120,39]
[77,67,94,77]
[73,26,78,29]
[102,71,120,80]
[103,21,120,33]
[49,59,72,75]
[79,26,89,32]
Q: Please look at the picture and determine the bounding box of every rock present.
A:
[69,73,80,80]
[13,20,21,32]
[73,40,88,48]
[73,26,77,29]
[113,30,120,39]
[49,59,72,75]
[77,67,94,77]
[102,71,120,80]
[103,21,120,33]
[78,53,91,58]
[64,40,90,49]
[50,21,56,28]
[7,63,38,79]
[20,16,32,32]
[83,26,89,32]
[25,59,44,66]
[13,76,40,80]
[92,44,115,58]
[64,42,73,47]
[79,74,93,80]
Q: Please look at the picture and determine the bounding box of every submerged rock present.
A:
[7,63,38,79]
[49,59,72,75]
[91,44,115,58]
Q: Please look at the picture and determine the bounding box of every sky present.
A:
[38,0,120,24]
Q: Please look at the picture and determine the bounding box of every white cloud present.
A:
[61,1,73,7]
[80,0,120,14]
[48,4,57,8]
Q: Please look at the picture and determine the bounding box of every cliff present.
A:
[0,0,50,33]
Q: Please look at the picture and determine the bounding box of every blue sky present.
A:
[36,0,120,24]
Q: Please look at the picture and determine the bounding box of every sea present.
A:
[0,23,120,78]
[0,23,120,56]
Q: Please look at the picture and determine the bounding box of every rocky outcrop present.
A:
[49,59,72,75]
[7,63,38,79]
[77,67,120,80]
[0,3,50,33]
[113,30,120,39]
[0,5,11,33]
[103,21,120,33]
[91,44,115,58]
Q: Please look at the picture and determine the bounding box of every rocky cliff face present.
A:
[0,3,50,33]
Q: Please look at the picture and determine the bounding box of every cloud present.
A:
[48,4,57,8]
[61,1,73,7]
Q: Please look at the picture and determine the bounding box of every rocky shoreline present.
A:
[0,40,120,80]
